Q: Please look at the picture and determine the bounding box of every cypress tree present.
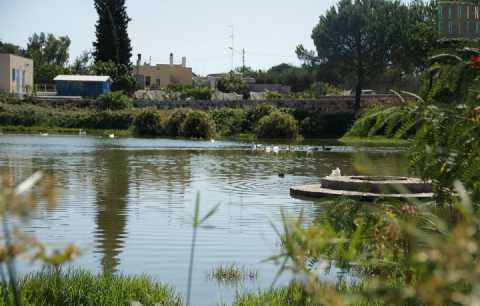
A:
[93,0,132,67]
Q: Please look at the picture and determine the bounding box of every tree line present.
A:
[2,0,441,108]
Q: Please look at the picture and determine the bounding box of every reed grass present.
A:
[207,264,258,283]
[0,269,182,306]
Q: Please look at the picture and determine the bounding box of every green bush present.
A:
[134,108,164,136]
[164,108,192,137]
[211,108,247,136]
[245,104,276,131]
[180,87,212,100]
[179,110,216,139]
[12,269,181,306]
[0,104,50,126]
[216,72,248,96]
[83,111,134,130]
[255,111,299,139]
[97,91,133,110]
[345,104,419,139]
[265,90,282,100]
[0,102,135,130]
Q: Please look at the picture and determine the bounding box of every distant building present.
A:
[437,1,480,39]
[54,75,112,98]
[0,53,34,96]
[135,53,192,89]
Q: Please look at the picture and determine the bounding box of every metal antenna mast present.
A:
[229,25,234,71]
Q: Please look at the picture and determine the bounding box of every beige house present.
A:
[135,53,192,89]
[0,53,34,95]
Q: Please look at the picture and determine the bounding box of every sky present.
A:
[0,0,337,76]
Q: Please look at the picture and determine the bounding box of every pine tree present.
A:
[93,0,132,67]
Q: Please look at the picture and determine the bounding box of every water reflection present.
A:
[94,149,129,274]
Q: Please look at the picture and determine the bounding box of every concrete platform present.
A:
[290,184,434,200]
[321,176,433,194]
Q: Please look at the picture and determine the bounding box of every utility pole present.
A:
[242,48,245,72]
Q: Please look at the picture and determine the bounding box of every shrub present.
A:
[97,91,133,110]
[0,104,51,126]
[255,111,299,139]
[216,72,248,96]
[164,108,192,137]
[134,108,164,136]
[84,110,134,130]
[179,110,216,139]
[211,108,247,136]
[345,104,420,139]
[180,87,212,100]
[265,90,282,100]
[245,104,276,131]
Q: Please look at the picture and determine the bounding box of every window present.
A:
[467,6,470,19]
[156,79,161,86]
[146,76,151,87]
[467,21,471,34]
[448,5,452,19]
[458,22,462,35]
[476,6,479,19]
[438,21,443,33]
[476,22,480,33]
[12,69,15,81]
[438,6,443,18]
[458,5,462,18]
[449,21,454,34]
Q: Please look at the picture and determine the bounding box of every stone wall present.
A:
[33,94,401,114]
[135,95,400,113]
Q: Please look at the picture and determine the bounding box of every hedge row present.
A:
[0,98,354,139]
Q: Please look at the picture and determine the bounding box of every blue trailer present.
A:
[54,75,112,98]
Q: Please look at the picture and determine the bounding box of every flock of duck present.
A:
[40,129,114,138]
[250,144,333,153]
[35,133,336,153]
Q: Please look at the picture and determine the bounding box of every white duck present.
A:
[329,168,342,177]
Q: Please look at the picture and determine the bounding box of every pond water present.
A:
[0,135,408,306]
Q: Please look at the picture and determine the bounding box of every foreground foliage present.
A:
[1,269,181,306]
[245,47,480,306]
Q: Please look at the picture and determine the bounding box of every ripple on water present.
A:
[0,135,408,306]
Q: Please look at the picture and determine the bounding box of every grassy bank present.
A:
[339,136,411,146]
[0,269,182,306]
[0,125,132,137]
